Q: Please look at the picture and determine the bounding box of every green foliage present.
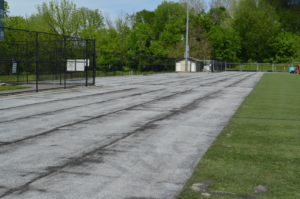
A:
[208,6,230,26]
[269,31,300,61]
[35,0,104,37]
[267,0,300,34]
[1,0,300,62]
[208,25,241,61]
[153,1,186,40]
[4,1,9,16]
[135,10,155,25]
[233,0,280,60]
[128,22,152,54]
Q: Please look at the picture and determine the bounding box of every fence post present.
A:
[86,39,88,87]
[122,54,124,76]
[55,46,57,80]
[105,51,106,77]
[26,41,28,84]
[135,54,137,75]
[64,36,67,89]
[17,44,19,83]
[113,53,115,76]
[60,40,62,85]
[93,39,96,85]
[36,32,39,92]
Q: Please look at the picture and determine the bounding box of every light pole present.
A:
[185,2,189,72]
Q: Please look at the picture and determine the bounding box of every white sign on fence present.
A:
[76,60,85,71]
[67,59,89,72]
[67,60,76,71]
[12,62,17,73]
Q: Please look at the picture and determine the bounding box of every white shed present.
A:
[176,57,202,72]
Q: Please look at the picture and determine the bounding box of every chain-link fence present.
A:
[224,60,299,72]
[211,58,226,72]
[95,51,176,76]
[0,26,96,96]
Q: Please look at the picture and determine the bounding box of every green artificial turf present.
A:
[176,73,300,199]
[0,85,32,92]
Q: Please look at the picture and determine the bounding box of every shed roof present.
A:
[176,57,202,62]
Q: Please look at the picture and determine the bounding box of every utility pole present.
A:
[185,2,189,72]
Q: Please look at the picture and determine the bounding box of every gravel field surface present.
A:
[0,72,263,199]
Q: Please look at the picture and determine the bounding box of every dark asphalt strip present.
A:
[0,88,165,124]
[0,73,257,198]
[0,88,137,111]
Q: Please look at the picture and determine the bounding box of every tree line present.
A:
[1,0,300,62]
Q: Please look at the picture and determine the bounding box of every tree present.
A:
[169,23,212,59]
[179,0,207,14]
[233,0,280,60]
[4,1,9,16]
[135,10,155,26]
[95,28,127,53]
[209,0,238,16]
[35,0,104,37]
[208,6,230,26]
[208,25,241,60]
[269,31,300,61]
[128,23,152,54]
[266,0,300,34]
[153,1,186,40]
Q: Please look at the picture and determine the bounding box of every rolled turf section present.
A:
[176,73,300,199]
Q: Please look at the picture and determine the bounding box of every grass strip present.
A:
[0,86,32,92]
[176,73,300,199]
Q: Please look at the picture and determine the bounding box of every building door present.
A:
[191,63,196,72]
[176,63,181,71]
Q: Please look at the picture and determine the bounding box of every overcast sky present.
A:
[8,0,210,21]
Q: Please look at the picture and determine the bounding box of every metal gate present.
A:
[0,26,96,96]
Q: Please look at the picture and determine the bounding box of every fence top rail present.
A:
[0,26,95,41]
[96,51,176,59]
[1,41,94,51]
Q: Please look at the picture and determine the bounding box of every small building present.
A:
[176,57,202,72]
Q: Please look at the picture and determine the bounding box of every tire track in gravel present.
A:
[0,72,231,111]
[0,73,252,147]
[0,73,240,124]
[0,73,257,198]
